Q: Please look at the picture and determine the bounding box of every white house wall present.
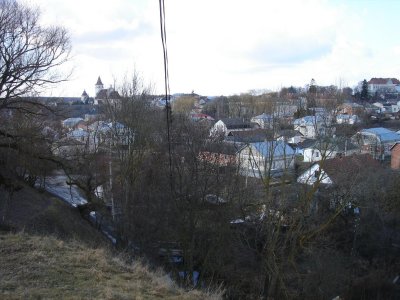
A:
[303,148,323,162]
[294,125,317,139]
[238,145,295,178]
[210,120,228,136]
[297,164,333,185]
[277,135,303,144]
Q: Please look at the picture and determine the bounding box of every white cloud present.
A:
[31,0,400,96]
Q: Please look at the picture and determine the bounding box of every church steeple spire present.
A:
[96,76,103,85]
[95,76,104,96]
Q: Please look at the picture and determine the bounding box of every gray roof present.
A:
[297,139,317,149]
[293,115,322,126]
[343,102,363,108]
[96,89,121,100]
[226,129,273,143]
[361,127,400,143]
[62,117,84,126]
[298,137,358,151]
[68,129,89,138]
[220,118,254,130]
[276,129,303,138]
[252,113,273,120]
[331,139,359,152]
[203,142,239,155]
[251,141,295,158]
[95,76,103,85]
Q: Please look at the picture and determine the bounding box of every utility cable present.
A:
[159,0,173,191]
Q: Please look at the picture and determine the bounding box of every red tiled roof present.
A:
[368,78,400,85]
[190,113,214,120]
[390,142,400,151]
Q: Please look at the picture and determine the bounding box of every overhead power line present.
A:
[159,0,173,190]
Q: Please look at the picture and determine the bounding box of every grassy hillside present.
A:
[0,182,106,246]
[0,233,220,299]
[0,183,221,299]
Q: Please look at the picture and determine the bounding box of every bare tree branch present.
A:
[0,0,71,109]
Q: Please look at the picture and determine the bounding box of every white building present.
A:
[210,118,256,136]
[298,154,378,186]
[368,78,400,94]
[251,113,274,129]
[293,115,331,139]
[301,139,360,162]
[336,114,360,125]
[238,141,295,178]
[93,76,121,106]
[62,117,84,129]
[352,127,400,159]
[297,162,333,186]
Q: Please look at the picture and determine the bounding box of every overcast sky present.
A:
[34,0,400,97]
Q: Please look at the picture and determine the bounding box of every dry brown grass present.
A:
[0,233,222,300]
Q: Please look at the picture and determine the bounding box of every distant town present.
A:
[47,76,400,169]
[3,0,400,298]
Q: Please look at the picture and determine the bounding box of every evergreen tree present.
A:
[309,78,317,95]
[360,79,369,101]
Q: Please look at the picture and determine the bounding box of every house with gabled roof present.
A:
[297,154,383,213]
[368,78,400,94]
[210,118,258,137]
[275,129,304,145]
[198,142,239,167]
[238,141,295,178]
[293,115,332,138]
[352,127,400,159]
[336,114,360,125]
[80,90,95,104]
[190,113,214,122]
[251,113,274,129]
[295,138,317,155]
[339,102,364,116]
[390,142,400,169]
[67,128,89,141]
[93,76,121,106]
[225,128,273,144]
[300,137,360,162]
[62,117,84,129]
[297,154,379,186]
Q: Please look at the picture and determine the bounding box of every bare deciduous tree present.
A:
[0,0,71,218]
[0,0,71,110]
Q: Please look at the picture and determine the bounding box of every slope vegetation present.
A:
[0,233,219,299]
[0,181,221,299]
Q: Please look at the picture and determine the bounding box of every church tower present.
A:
[81,90,89,103]
[95,76,104,96]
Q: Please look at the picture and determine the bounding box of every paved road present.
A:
[38,170,87,207]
